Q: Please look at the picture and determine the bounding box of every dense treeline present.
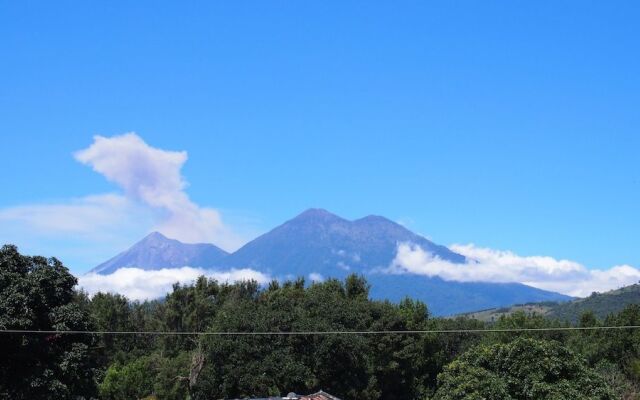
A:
[2,245,640,399]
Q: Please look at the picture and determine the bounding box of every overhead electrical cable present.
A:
[1,325,639,336]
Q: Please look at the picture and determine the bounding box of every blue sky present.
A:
[1,2,639,283]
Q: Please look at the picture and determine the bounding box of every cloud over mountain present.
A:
[389,242,640,297]
[74,133,241,248]
[0,133,248,271]
[79,266,271,301]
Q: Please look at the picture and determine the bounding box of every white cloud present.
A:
[0,194,153,271]
[388,242,640,297]
[309,272,324,282]
[336,261,351,271]
[74,133,243,249]
[0,133,249,272]
[0,194,144,236]
[78,267,271,301]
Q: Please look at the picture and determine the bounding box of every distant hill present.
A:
[549,284,640,322]
[459,283,640,323]
[457,303,557,323]
[365,275,570,316]
[89,208,571,315]
[90,232,229,274]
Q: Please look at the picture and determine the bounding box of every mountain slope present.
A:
[549,283,640,322]
[459,283,640,322]
[217,209,569,314]
[219,208,466,277]
[367,275,570,316]
[89,209,572,315]
[90,232,229,275]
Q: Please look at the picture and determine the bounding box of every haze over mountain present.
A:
[89,208,571,314]
[91,232,228,275]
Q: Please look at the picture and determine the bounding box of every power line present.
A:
[1,326,639,336]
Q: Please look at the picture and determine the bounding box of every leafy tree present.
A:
[600,305,640,374]
[99,357,155,400]
[89,292,133,360]
[189,276,441,400]
[6,244,636,400]
[99,352,192,400]
[366,299,434,399]
[433,337,614,400]
[489,310,569,344]
[0,245,97,399]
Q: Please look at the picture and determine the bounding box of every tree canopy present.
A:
[0,245,96,399]
[434,337,614,400]
[3,245,640,399]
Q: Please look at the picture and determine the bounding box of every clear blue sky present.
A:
[1,1,639,272]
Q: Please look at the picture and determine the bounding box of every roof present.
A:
[300,391,341,400]
[234,390,341,400]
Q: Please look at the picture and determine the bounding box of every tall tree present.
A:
[434,337,614,400]
[0,245,97,399]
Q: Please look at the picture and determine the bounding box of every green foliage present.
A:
[183,276,440,399]
[0,245,96,399]
[583,304,640,389]
[594,360,640,399]
[461,284,640,324]
[89,292,133,356]
[100,358,155,399]
[489,310,570,344]
[98,353,192,400]
[434,337,614,400]
[3,245,640,400]
[550,284,640,322]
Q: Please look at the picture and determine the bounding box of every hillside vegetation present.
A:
[550,284,640,322]
[461,283,640,323]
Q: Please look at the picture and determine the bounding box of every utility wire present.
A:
[1,326,639,336]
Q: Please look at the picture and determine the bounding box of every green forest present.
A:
[2,244,639,400]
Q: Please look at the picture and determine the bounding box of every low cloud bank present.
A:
[388,243,640,297]
[78,267,271,301]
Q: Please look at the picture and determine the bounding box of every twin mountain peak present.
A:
[92,208,463,275]
[91,208,570,315]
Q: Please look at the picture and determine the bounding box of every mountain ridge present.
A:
[90,231,229,274]
[217,208,467,277]
[89,208,572,315]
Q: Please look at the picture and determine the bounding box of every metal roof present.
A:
[300,391,341,400]
[233,390,340,400]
